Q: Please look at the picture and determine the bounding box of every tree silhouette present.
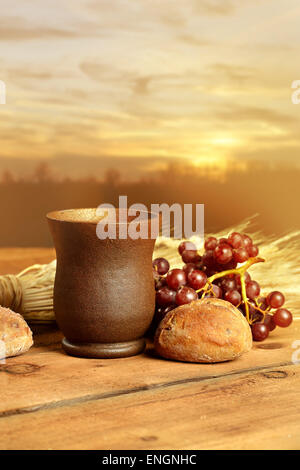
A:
[32,162,53,182]
[2,170,15,184]
[104,168,121,187]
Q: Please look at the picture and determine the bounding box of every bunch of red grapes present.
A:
[152,232,293,342]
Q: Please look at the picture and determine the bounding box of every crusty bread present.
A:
[0,306,33,359]
[154,298,252,363]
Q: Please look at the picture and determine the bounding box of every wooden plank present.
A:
[0,363,299,450]
[0,247,299,416]
[0,248,299,450]
[0,323,299,416]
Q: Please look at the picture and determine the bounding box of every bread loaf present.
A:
[154,298,252,363]
[0,306,33,359]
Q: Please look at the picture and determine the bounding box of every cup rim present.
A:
[47,207,160,225]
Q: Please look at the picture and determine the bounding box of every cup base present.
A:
[61,337,146,359]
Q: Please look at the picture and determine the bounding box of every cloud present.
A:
[0,16,82,41]
[79,62,121,82]
[0,61,75,95]
[214,104,296,125]
[6,68,57,81]
[192,0,235,15]
[192,0,272,16]
[133,77,152,95]
[0,0,298,174]
[87,0,187,30]
[208,63,256,84]
[177,34,211,46]
[131,73,188,96]
[0,14,109,42]
[79,61,180,99]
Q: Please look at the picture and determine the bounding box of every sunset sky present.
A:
[1,0,300,178]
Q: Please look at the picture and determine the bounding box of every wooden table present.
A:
[0,248,299,450]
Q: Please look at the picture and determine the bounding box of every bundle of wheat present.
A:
[0,216,298,323]
[0,260,56,323]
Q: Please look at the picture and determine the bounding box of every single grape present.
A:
[266,291,285,309]
[251,323,269,341]
[152,257,170,275]
[221,277,236,292]
[233,247,249,263]
[181,250,200,264]
[183,263,197,276]
[187,269,207,290]
[224,289,241,306]
[242,234,253,249]
[227,232,244,249]
[211,284,223,298]
[263,314,276,331]
[156,287,176,306]
[214,243,233,264]
[204,236,217,251]
[176,286,198,305]
[247,245,259,257]
[272,308,293,327]
[166,268,187,290]
[178,240,197,256]
[246,280,261,300]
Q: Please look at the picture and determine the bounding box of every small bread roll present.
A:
[154,298,252,363]
[0,306,33,359]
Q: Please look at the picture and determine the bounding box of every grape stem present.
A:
[197,257,265,323]
[248,302,269,323]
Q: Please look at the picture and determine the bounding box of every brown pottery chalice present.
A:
[47,208,158,358]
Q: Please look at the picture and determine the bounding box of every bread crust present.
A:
[0,306,33,359]
[154,298,252,363]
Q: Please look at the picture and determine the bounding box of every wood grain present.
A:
[0,325,298,416]
[1,363,299,450]
[0,248,299,450]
